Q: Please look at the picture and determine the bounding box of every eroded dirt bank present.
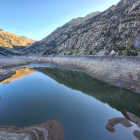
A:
[0,56,140,93]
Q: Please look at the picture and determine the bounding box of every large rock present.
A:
[0,120,63,140]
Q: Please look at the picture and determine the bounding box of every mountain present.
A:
[68,12,101,25]
[0,29,35,48]
[23,0,140,56]
[22,11,101,55]
[0,29,35,55]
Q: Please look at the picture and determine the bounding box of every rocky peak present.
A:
[69,12,101,25]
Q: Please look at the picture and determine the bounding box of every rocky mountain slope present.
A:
[23,0,140,56]
[0,29,35,48]
[68,11,100,25]
[23,11,101,55]
[0,29,35,55]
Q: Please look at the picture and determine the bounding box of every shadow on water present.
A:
[37,67,140,119]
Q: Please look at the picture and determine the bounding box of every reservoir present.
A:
[0,66,140,140]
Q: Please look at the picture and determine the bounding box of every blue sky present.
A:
[0,0,120,40]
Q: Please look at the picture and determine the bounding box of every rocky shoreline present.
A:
[0,56,140,93]
[0,120,63,140]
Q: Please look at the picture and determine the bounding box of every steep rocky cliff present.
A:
[23,0,140,56]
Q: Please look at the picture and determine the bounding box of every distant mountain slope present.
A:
[0,29,35,48]
[23,11,101,55]
[68,12,101,25]
[23,0,140,56]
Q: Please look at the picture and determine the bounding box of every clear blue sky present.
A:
[0,0,120,41]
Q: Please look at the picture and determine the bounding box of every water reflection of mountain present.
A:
[1,68,36,84]
[38,67,140,118]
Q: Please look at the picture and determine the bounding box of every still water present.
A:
[0,67,140,140]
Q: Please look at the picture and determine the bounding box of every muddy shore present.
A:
[0,56,140,93]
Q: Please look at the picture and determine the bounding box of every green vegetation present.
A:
[118,45,127,56]
[95,45,106,53]
[66,49,80,55]
[118,45,139,56]
[102,44,140,56]
[125,45,139,56]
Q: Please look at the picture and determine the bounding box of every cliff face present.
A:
[0,29,35,48]
[23,0,140,56]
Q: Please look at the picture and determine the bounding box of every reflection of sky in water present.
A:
[0,67,140,140]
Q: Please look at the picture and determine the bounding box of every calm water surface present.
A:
[0,67,140,140]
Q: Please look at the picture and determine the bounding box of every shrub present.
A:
[126,45,139,56]
[119,45,127,51]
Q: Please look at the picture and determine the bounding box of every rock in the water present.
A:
[127,112,140,127]
[105,117,132,132]
[0,120,63,140]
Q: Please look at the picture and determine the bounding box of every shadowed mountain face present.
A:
[23,0,140,56]
[37,67,140,118]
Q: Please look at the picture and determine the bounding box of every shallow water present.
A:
[0,67,140,140]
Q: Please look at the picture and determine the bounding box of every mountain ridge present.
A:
[0,29,35,55]
[22,11,101,55]
[0,29,35,48]
[23,0,140,56]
